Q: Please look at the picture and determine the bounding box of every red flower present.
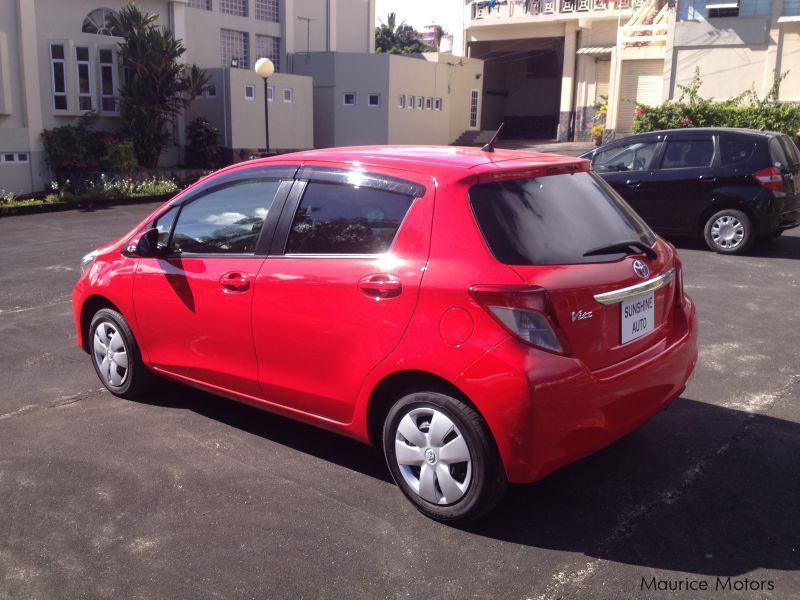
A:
[102,134,116,144]
[679,117,692,126]
[633,106,646,117]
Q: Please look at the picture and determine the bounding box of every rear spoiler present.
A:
[476,159,592,184]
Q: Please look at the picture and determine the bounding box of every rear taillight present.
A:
[673,259,685,309]
[753,167,785,192]
[469,285,567,354]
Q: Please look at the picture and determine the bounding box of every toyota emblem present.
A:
[633,260,650,279]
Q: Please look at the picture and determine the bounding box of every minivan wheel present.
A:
[89,308,153,399]
[703,209,753,254]
[383,392,507,522]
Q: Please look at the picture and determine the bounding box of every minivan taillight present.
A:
[753,167,785,192]
[469,285,567,354]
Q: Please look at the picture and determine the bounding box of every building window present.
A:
[201,84,217,98]
[220,0,248,16]
[409,95,415,109]
[434,98,442,111]
[49,43,67,111]
[283,88,293,103]
[469,89,479,128]
[417,96,424,109]
[188,0,212,9]
[76,47,93,112]
[256,34,281,72]
[82,8,120,36]
[221,29,249,69]
[255,0,279,22]
[267,85,274,101]
[425,97,432,110]
[707,0,739,17]
[0,152,29,164]
[368,93,380,107]
[399,94,406,108]
[343,92,356,106]
[245,84,256,100]
[98,48,118,113]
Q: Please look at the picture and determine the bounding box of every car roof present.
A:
[619,127,774,140]
[253,145,586,176]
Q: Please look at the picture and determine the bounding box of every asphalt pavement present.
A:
[0,202,798,599]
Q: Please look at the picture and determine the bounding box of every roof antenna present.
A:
[481,122,504,153]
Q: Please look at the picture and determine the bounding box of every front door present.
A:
[252,168,434,423]
[133,177,285,396]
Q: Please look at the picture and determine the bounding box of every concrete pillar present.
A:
[558,22,578,141]
[17,0,46,191]
[662,5,677,101]
[170,1,188,159]
[762,0,784,98]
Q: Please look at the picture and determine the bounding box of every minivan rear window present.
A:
[470,172,656,265]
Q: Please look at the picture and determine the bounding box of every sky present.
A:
[374,0,462,35]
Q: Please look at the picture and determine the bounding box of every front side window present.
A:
[593,141,659,173]
[470,172,655,265]
[286,182,414,255]
[661,139,714,169]
[170,180,281,254]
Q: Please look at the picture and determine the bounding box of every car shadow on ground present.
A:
[665,233,800,259]
[137,384,799,578]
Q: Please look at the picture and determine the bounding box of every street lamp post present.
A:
[254,57,275,155]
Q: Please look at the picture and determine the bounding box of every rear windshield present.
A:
[470,172,656,265]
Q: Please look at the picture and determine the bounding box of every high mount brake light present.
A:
[478,160,592,184]
[753,166,785,193]
[469,285,569,354]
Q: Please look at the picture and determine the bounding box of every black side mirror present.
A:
[123,227,160,257]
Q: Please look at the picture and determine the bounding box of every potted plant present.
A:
[591,124,605,147]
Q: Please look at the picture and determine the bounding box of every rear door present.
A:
[251,165,434,423]
[774,135,800,217]
[647,133,719,234]
[469,171,679,372]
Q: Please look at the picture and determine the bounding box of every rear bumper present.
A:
[455,297,698,483]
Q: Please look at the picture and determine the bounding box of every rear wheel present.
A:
[383,391,507,522]
[703,209,753,254]
[89,308,154,398]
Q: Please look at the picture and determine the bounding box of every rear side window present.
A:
[777,135,800,169]
[170,180,281,254]
[662,139,714,168]
[720,136,759,166]
[286,182,414,254]
[470,172,656,265]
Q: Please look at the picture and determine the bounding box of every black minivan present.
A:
[581,128,800,254]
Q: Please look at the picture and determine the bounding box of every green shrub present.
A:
[41,113,107,182]
[186,117,219,168]
[633,69,800,142]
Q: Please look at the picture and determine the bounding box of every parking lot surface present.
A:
[1,203,798,599]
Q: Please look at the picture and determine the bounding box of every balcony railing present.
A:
[471,0,645,21]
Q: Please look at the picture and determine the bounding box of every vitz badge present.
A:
[571,309,593,322]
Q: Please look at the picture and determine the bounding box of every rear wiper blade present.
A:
[583,240,657,260]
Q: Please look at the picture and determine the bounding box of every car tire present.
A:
[703,209,754,254]
[383,391,507,523]
[89,308,154,399]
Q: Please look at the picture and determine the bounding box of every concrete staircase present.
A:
[451,130,496,146]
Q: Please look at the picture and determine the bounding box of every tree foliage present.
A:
[375,13,433,54]
[633,68,800,142]
[111,4,209,168]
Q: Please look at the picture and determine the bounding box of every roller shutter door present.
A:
[616,59,663,132]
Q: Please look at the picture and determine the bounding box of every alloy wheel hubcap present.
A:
[711,215,745,249]
[93,321,129,387]
[394,407,472,505]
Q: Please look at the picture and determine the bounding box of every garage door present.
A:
[616,59,663,133]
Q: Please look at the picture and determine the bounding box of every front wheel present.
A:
[703,209,754,254]
[383,392,507,522]
[89,308,154,399]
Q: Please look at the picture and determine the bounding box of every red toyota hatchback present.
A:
[73,147,697,522]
